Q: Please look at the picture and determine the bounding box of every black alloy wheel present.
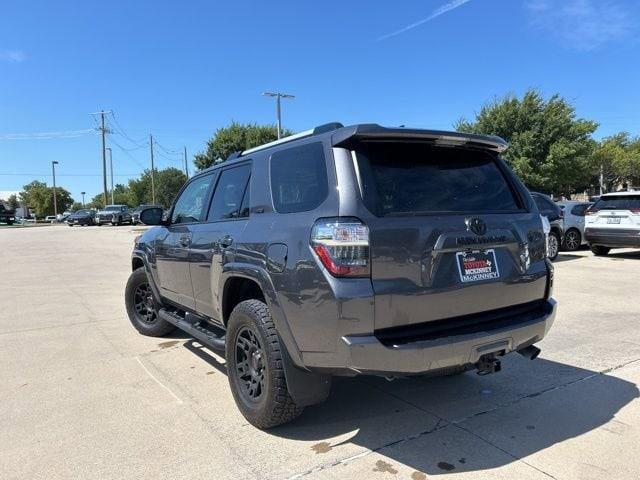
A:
[133,282,157,324]
[235,327,266,401]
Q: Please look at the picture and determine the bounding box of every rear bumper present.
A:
[585,228,640,248]
[306,299,556,376]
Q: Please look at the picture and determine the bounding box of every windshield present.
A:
[104,206,121,211]
[76,209,91,215]
[354,142,521,216]
[591,195,640,211]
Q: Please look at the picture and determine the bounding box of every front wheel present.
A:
[591,245,611,256]
[125,268,175,337]
[562,228,582,251]
[548,231,560,260]
[226,300,304,429]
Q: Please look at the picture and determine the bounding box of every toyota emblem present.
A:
[467,218,486,236]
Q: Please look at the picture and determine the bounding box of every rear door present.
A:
[155,173,216,309]
[353,141,548,331]
[190,163,251,320]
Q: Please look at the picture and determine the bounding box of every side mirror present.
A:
[139,207,165,226]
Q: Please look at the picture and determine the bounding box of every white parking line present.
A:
[135,356,184,404]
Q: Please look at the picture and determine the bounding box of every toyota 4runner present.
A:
[125,123,556,429]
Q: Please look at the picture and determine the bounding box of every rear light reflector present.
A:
[311,218,370,277]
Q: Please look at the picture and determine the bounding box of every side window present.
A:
[571,204,588,216]
[533,196,547,211]
[171,174,215,224]
[270,142,328,213]
[207,164,251,221]
[239,181,250,218]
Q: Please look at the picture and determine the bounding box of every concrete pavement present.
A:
[1,225,638,479]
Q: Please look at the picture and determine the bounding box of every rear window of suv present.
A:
[354,142,521,216]
[591,195,640,211]
[270,142,328,213]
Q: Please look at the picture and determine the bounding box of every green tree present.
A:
[194,122,289,170]
[19,180,74,217]
[127,167,187,208]
[70,201,84,211]
[456,89,598,196]
[6,194,19,210]
[589,133,640,192]
[87,193,105,209]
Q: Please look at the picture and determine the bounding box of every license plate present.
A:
[74,220,79,223]
[456,249,500,283]
[607,217,621,224]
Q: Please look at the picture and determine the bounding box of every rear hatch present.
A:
[352,141,548,333]
[586,194,640,230]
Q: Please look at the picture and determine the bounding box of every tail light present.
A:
[311,218,370,277]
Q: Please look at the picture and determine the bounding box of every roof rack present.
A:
[226,122,343,160]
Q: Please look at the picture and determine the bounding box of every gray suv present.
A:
[125,123,557,429]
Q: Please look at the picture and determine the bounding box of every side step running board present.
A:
[158,309,226,351]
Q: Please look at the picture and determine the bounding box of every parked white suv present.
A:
[584,192,640,256]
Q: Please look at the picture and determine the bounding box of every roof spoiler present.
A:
[331,124,508,152]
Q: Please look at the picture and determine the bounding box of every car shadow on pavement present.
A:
[267,356,639,476]
[609,250,640,260]
[554,253,583,263]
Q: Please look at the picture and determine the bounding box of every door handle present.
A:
[179,235,191,247]
[219,235,234,248]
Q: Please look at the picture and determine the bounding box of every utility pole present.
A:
[106,147,114,205]
[149,134,156,204]
[81,192,86,208]
[183,146,189,177]
[263,91,295,139]
[599,164,604,196]
[51,161,59,217]
[91,110,112,206]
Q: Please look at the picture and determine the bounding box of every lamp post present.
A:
[81,192,86,207]
[51,161,59,217]
[262,91,295,139]
[106,147,114,205]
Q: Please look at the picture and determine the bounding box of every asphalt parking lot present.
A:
[1,225,639,480]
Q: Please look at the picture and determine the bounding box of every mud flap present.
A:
[281,346,332,407]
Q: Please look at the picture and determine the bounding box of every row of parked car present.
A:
[65,204,163,227]
[533,190,640,259]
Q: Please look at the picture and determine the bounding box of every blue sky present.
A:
[1,0,639,202]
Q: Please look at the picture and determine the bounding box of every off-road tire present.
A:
[591,245,611,256]
[226,299,303,429]
[125,267,175,337]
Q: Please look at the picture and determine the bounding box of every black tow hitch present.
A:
[476,354,502,376]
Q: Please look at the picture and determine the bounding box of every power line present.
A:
[0,172,141,177]
[0,129,96,140]
[108,111,148,147]
[109,137,149,172]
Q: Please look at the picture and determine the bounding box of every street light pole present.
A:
[81,192,86,208]
[106,147,114,205]
[263,91,295,139]
[51,161,59,217]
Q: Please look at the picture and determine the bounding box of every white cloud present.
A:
[378,0,473,41]
[525,0,636,50]
[0,49,26,62]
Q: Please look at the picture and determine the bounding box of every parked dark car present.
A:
[95,205,132,226]
[0,204,16,225]
[66,209,95,226]
[131,204,162,225]
[125,123,556,429]
[531,192,564,260]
